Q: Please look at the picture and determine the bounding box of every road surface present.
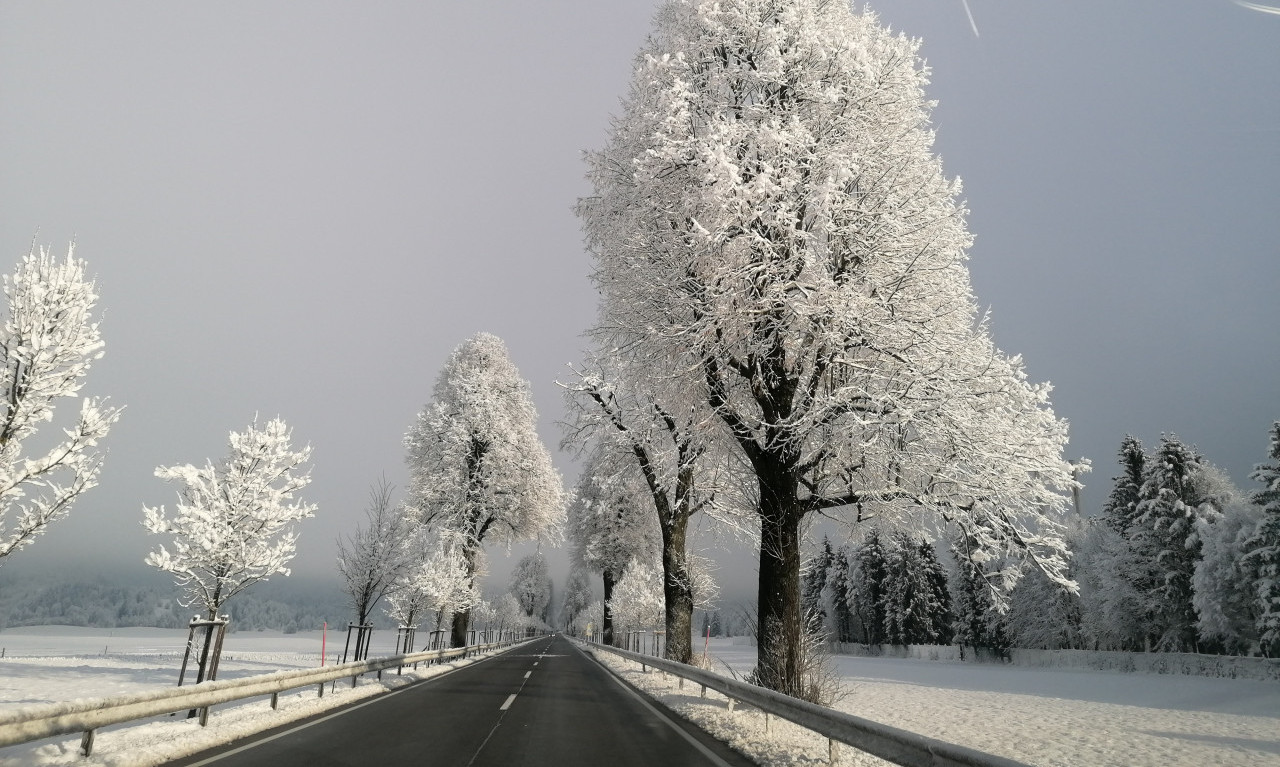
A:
[171,634,755,767]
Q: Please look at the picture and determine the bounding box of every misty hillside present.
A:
[0,567,368,633]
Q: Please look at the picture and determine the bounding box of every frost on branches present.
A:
[405,332,565,646]
[579,0,1076,696]
[566,445,661,644]
[0,244,120,563]
[143,417,316,620]
[336,478,413,626]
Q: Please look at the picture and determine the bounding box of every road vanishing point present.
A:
[170,634,755,767]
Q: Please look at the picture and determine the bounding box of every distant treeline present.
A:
[0,570,373,633]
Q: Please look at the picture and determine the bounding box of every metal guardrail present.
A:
[0,638,530,757]
[581,641,1032,767]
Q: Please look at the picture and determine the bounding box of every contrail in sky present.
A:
[1233,0,1280,14]
[960,0,981,38]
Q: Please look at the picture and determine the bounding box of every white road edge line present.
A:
[500,693,517,711]
[571,641,736,767]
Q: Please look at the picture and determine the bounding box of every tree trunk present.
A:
[602,570,617,646]
[753,473,805,698]
[662,511,694,664]
[452,544,479,647]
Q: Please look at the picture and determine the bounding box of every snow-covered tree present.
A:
[143,416,316,620]
[950,528,1007,651]
[412,532,481,635]
[405,332,565,646]
[578,0,1077,695]
[335,478,412,627]
[882,534,952,646]
[563,351,745,664]
[560,565,595,632]
[566,445,661,644]
[801,537,834,634]
[1195,496,1262,654]
[1102,436,1146,536]
[1244,422,1280,654]
[850,529,890,645]
[610,559,665,632]
[0,244,120,564]
[509,551,553,621]
[1074,519,1149,651]
[1131,436,1223,651]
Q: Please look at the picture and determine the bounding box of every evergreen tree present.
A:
[1244,421,1280,655]
[828,545,857,643]
[1103,436,1146,536]
[950,528,1004,650]
[802,537,835,633]
[918,538,955,645]
[1132,436,1218,651]
[851,529,889,645]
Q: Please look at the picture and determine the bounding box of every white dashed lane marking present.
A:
[500,694,516,711]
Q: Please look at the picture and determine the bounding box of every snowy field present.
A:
[0,625,495,766]
[595,638,1280,767]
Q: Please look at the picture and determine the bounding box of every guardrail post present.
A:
[198,706,210,727]
[270,692,279,710]
[317,682,325,698]
[80,729,94,757]
[700,684,706,698]
[727,698,735,712]
[829,738,838,765]
[765,712,772,735]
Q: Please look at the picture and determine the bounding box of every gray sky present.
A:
[1,1,1276,607]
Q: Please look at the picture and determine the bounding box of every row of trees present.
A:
[795,429,1280,659]
[561,0,1077,699]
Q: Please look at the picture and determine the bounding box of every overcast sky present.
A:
[1,1,1276,607]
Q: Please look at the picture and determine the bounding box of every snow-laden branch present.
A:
[143,416,316,618]
[0,244,120,563]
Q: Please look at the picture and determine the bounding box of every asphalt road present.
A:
[171,634,756,767]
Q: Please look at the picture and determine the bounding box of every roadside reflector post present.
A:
[80,730,95,757]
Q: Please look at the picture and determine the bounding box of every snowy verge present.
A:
[0,653,495,766]
[828,642,1280,682]
[586,646,893,767]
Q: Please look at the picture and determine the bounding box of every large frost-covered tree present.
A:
[579,0,1076,695]
[564,350,743,664]
[0,245,120,564]
[405,332,565,646]
[560,565,595,632]
[335,478,412,627]
[509,552,553,622]
[566,445,661,645]
[143,416,316,620]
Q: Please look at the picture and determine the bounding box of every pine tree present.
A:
[950,529,1003,651]
[1103,436,1146,536]
[1132,436,1217,651]
[1244,421,1280,654]
[802,537,834,634]
[829,545,857,643]
[852,529,889,645]
[919,538,955,645]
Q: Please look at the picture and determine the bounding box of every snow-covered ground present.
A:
[595,638,1280,767]
[0,625,496,766]
[3,627,1278,766]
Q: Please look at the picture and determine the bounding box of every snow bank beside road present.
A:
[595,638,1280,767]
